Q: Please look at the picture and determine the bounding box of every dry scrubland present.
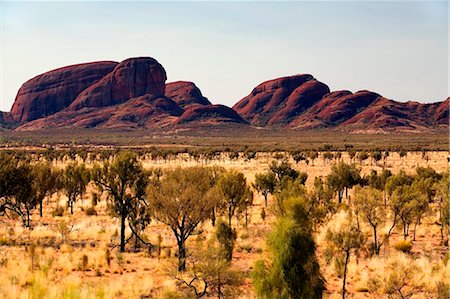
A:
[0,150,449,298]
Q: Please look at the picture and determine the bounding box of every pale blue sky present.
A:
[0,1,448,111]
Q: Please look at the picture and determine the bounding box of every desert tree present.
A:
[146,167,218,271]
[0,153,51,227]
[61,162,90,214]
[357,151,369,164]
[217,170,251,227]
[252,199,325,299]
[385,170,413,199]
[326,162,361,203]
[435,175,449,242]
[170,238,242,298]
[307,176,337,226]
[364,169,392,207]
[31,162,59,217]
[215,220,237,262]
[370,150,382,165]
[92,151,148,252]
[390,184,427,240]
[269,160,301,190]
[354,186,386,255]
[307,151,319,166]
[325,212,365,299]
[253,172,276,207]
[0,160,36,227]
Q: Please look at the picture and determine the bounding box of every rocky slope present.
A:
[10,61,118,123]
[234,77,448,132]
[10,58,245,131]
[3,57,448,132]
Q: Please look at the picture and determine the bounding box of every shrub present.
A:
[216,221,237,261]
[52,206,65,217]
[105,249,111,267]
[79,254,89,271]
[85,206,97,216]
[393,240,412,253]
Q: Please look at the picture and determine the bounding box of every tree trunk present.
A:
[26,209,31,228]
[218,271,222,299]
[413,221,418,241]
[120,204,126,252]
[211,207,216,227]
[338,190,343,204]
[39,201,43,218]
[264,193,268,208]
[178,239,186,271]
[228,203,233,227]
[342,250,350,299]
[373,226,378,255]
[245,207,249,227]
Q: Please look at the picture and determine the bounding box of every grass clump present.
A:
[393,240,412,253]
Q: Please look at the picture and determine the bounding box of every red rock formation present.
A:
[9,61,118,123]
[434,98,449,125]
[18,95,182,130]
[165,81,211,109]
[233,74,329,126]
[175,104,246,125]
[68,57,166,110]
[289,91,381,129]
[339,98,448,131]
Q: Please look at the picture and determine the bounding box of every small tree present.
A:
[325,212,365,299]
[215,220,237,261]
[354,186,386,255]
[253,172,276,207]
[0,154,38,228]
[217,170,250,227]
[61,162,90,214]
[92,151,148,252]
[31,162,59,217]
[147,167,217,271]
[436,175,450,242]
[326,162,361,203]
[252,200,325,298]
[390,185,427,240]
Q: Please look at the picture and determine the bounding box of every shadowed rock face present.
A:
[68,57,166,110]
[175,104,246,125]
[232,74,330,126]
[289,90,381,129]
[435,98,449,125]
[10,61,118,123]
[165,81,211,109]
[6,57,449,132]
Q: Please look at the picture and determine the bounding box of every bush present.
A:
[393,240,412,253]
[79,254,89,271]
[85,206,97,216]
[216,221,237,261]
[52,206,65,217]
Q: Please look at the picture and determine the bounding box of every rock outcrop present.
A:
[10,61,118,123]
[68,57,166,110]
[232,75,330,126]
[175,104,246,125]
[5,58,448,132]
[165,81,211,109]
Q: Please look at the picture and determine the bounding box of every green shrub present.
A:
[393,240,412,253]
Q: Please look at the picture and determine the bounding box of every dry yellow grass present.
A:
[0,151,447,298]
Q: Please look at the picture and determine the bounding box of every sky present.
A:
[0,1,448,112]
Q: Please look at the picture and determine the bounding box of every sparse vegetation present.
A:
[0,147,447,298]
